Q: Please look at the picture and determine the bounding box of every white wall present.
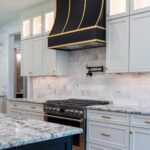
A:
[33,48,150,106]
[0,18,21,97]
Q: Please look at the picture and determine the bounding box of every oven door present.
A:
[44,114,85,150]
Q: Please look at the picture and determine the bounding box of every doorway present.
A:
[8,33,27,98]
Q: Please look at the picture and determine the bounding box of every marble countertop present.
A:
[0,113,83,150]
[7,98,47,104]
[88,104,150,115]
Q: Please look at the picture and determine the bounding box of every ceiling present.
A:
[0,0,48,27]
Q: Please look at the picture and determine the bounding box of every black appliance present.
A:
[48,0,106,50]
[44,99,109,150]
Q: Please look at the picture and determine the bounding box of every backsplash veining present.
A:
[33,47,150,106]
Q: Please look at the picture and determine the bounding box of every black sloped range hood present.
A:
[48,0,106,50]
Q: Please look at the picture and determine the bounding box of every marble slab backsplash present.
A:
[33,47,150,106]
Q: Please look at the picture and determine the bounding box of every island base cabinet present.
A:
[6,136,72,150]
[130,127,150,150]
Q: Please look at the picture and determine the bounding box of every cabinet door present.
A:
[107,0,129,20]
[32,14,42,37]
[106,17,129,73]
[21,40,33,76]
[32,37,43,75]
[130,12,150,72]
[43,36,57,75]
[130,0,150,14]
[130,127,150,150]
[22,18,32,40]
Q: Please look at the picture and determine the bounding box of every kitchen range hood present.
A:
[48,0,106,50]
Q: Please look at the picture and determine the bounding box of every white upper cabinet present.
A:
[22,18,32,39]
[21,39,33,76]
[44,11,55,34]
[21,36,69,76]
[107,0,129,20]
[106,17,129,73]
[32,37,43,75]
[32,14,42,36]
[43,35,57,75]
[21,0,56,39]
[130,0,150,14]
[21,37,43,76]
[21,10,55,39]
[130,12,150,72]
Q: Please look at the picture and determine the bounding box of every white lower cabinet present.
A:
[130,127,150,150]
[87,110,150,150]
[130,114,150,150]
[7,101,44,121]
[87,110,129,150]
[87,121,129,149]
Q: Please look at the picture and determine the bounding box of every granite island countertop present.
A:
[87,104,150,115]
[0,113,83,150]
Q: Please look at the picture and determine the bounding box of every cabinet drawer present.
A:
[8,101,22,110]
[87,121,129,149]
[8,109,25,119]
[87,110,129,125]
[25,112,44,121]
[87,143,124,150]
[131,114,150,128]
[23,103,43,113]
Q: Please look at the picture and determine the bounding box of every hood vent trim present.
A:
[48,0,106,51]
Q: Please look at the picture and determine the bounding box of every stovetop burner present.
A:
[44,99,109,119]
[45,99,109,109]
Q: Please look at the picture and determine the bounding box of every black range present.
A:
[44,99,109,150]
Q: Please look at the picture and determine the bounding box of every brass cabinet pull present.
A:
[145,121,150,124]
[101,133,111,137]
[102,115,111,119]
[29,72,32,74]
[31,106,36,109]
[13,104,17,107]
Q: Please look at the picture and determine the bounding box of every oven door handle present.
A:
[44,114,84,123]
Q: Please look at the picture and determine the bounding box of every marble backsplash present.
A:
[33,47,150,106]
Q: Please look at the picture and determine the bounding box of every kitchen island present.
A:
[0,113,83,150]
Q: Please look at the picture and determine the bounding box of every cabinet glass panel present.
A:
[45,12,55,32]
[22,20,31,38]
[134,0,150,10]
[33,16,42,35]
[110,0,126,16]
